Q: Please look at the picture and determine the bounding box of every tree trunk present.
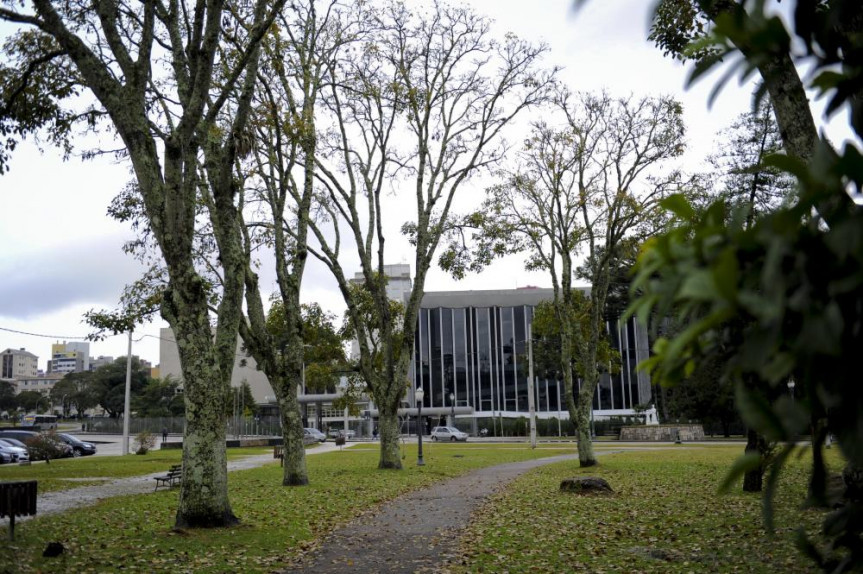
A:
[377,409,402,470]
[173,320,236,528]
[279,378,308,486]
[743,428,764,493]
[573,382,597,467]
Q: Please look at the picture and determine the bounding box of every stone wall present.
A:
[619,424,705,441]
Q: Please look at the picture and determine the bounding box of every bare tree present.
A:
[305,1,555,469]
[470,91,687,466]
[0,0,285,527]
[236,0,362,485]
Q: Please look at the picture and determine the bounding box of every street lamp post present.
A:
[787,378,796,402]
[449,391,455,427]
[416,387,425,466]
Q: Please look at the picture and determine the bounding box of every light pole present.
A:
[787,378,796,402]
[416,387,425,466]
[449,391,455,427]
[122,329,133,455]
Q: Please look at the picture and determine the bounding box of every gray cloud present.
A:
[0,235,146,319]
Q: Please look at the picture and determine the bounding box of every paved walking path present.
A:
[20,442,341,520]
[283,452,612,573]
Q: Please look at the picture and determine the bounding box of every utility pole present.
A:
[122,330,132,455]
[527,324,537,448]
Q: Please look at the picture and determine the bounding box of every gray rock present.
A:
[559,476,613,494]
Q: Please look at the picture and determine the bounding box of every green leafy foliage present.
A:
[266,302,349,393]
[0,380,18,412]
[86,357,152,417]
[14,390,48,413]
[50,373,100,416]
[530,297,619,381]
[664,353,742,437]
[0,30,86,174]
[707,100,796,226]
[224,380,256,417]
[632,1,863,567]
[133,376,185,417]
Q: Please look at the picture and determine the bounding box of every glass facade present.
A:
[411,302,651,416]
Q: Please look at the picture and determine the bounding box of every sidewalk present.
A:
[282,451,617,573]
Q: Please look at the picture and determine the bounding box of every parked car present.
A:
[0,429,73,458]
[0,438,30,463]
[57,433,97,457]
[303,428,327,443]
[430,426,469,442]
[327,428,355,439]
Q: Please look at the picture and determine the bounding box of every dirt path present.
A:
[282,452,613,573]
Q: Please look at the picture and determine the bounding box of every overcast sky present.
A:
[0,0,843,369]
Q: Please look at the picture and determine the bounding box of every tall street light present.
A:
[449,391,455,427]
[416,387,425,466]
[788,378,796,403]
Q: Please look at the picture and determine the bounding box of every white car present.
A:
[303,428,327,443]
[0,438,30,463]
[430,426,468,442]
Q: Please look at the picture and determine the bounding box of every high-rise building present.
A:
[410,287,652,420]
[49,341,90,374]
[1,348,39,380]
[89,355,114,370]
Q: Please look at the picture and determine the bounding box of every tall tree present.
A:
[0,0,286,527]
[236,0,361,486]
[134,376,185,417]
[15,390,45,413]
[304,1,555,468]
[50,371,100,416]
[0,380,18,413]
[460,91,687,466]
[708,100,795,227]
[91,357,150,417]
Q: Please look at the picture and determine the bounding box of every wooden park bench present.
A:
[154,464,183,491]
[0,480,37,541]
[274,445,284,467]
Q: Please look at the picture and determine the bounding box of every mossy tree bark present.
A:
[0,0,286,527]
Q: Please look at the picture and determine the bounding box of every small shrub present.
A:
[26,431,66,463]
[134,431,157,455]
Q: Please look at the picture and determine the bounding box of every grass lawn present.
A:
[447,446,844,573]
[0,447,272,493]
[0,442,576,573]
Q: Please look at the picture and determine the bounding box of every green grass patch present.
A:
[0,447,271,493]
[0,443,575,573]
[449,446,843,573]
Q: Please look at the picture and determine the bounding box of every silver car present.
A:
[0,438,30,463]
[430,426,469,442]
[303,428,327,443]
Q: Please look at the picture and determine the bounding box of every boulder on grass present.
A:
[560,476,613,495]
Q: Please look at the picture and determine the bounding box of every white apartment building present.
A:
[1,348,39,380]
[158,328,274,404]
[15,373,64,395]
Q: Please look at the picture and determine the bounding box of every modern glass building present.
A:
[410,287,653,421]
